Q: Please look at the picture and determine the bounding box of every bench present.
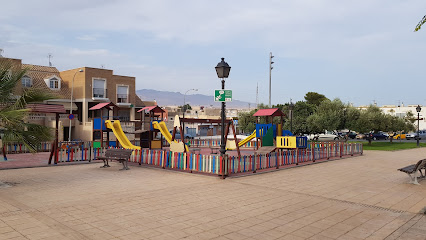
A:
[210,147,220,154]
[189,148,201,154]
[398,159,426,185]
[96,149,133,170]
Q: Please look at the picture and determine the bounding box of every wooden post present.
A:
[101,109,104,148]
[231,122,241,159]
[49,113,59,164]
[171,126,177,141]
[179,125,186,152]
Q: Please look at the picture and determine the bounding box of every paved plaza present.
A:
[0,149,425,240]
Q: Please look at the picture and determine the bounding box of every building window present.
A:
[117,85,128,103]
[93,79,106,98]
[49,77,59,89]
[21,76,32,87]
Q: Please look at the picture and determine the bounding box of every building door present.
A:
[63,127,69,142]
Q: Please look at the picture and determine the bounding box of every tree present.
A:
[179,104,192,111]
[352,105,387,145]
[405,111,416,124]
[306,99,352,134]
[281,101,316,135]
[237,103,272,134]
[304,92,328,106]
[415,15,426,31]
[237,109,257,133]
[0,59,54,152]
[385,114,414,143]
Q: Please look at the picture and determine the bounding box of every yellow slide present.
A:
[105,120,140,150]
[227,130,257,150]
[152,121,188,152]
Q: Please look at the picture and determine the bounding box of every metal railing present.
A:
[93,88,107,98]
[117,94,128,103]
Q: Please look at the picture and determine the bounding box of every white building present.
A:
[359,104,426,130]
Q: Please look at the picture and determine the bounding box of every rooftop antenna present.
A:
[101,64,105,69]
[0,48,3,57]
[48,53,53,66]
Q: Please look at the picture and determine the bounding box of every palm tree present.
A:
[0,58,55,152]
[415,15,426,31]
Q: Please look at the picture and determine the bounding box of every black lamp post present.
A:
[416,105,421,147]
[215,58,231,164]
[289,102,294,133]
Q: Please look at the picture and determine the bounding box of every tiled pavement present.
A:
[0,149,425,239]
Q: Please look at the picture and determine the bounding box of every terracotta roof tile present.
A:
[21,64,71,99]
[135,95,144,108]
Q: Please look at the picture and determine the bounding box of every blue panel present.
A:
[109,141,116,147]
[282,130,293,136]
[296,136,308,148]
[150,120,163,131]
[256,124,276,138]
[94,118,102,130]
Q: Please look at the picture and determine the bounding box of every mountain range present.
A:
[136,89,254,108]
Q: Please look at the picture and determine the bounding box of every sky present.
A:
[1,0,426,107]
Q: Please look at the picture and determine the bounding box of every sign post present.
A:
[214,90,232,102]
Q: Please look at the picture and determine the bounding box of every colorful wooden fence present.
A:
[177,139,258,149]
[53,142,362,178]
[4,142,53,154]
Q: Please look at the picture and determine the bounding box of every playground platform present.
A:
[0,149,426,239]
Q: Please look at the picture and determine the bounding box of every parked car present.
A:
[366,132,388,140]
[309,131,340,141]
[169,130,193,139]
[344,131,357,139]
[337,131,357,140]
[393,132,407,140]
[406,130,426,140]
[356,133,366,139]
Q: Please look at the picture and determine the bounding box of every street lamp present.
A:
[183,88,198,136]
[289,101,294,133]
[215,58,231,161]
[69,69,84,142]
[416,105,421,147]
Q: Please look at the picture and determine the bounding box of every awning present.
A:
[89,102,118,110]
[46,101,78,111]
[137,106,164,113]
[253,108,285,117]
[27,104,66,114]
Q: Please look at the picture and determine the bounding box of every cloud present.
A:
[69,48,110,56]
[2,0,426,106]
[76,34,103,41]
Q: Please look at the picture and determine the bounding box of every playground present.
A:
[0,149,425,240]
[1,104,363,177]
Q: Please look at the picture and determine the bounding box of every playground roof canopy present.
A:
[26,103,66,113]
[137,106,164,113]
[253,108,285,117]
[89,102,118,110]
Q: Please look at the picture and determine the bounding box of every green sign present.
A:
[214,89,232,102]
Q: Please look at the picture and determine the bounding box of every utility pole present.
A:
[256,82,259,109]
[269,52,274,108]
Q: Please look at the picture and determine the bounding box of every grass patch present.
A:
[349,141,426,151]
